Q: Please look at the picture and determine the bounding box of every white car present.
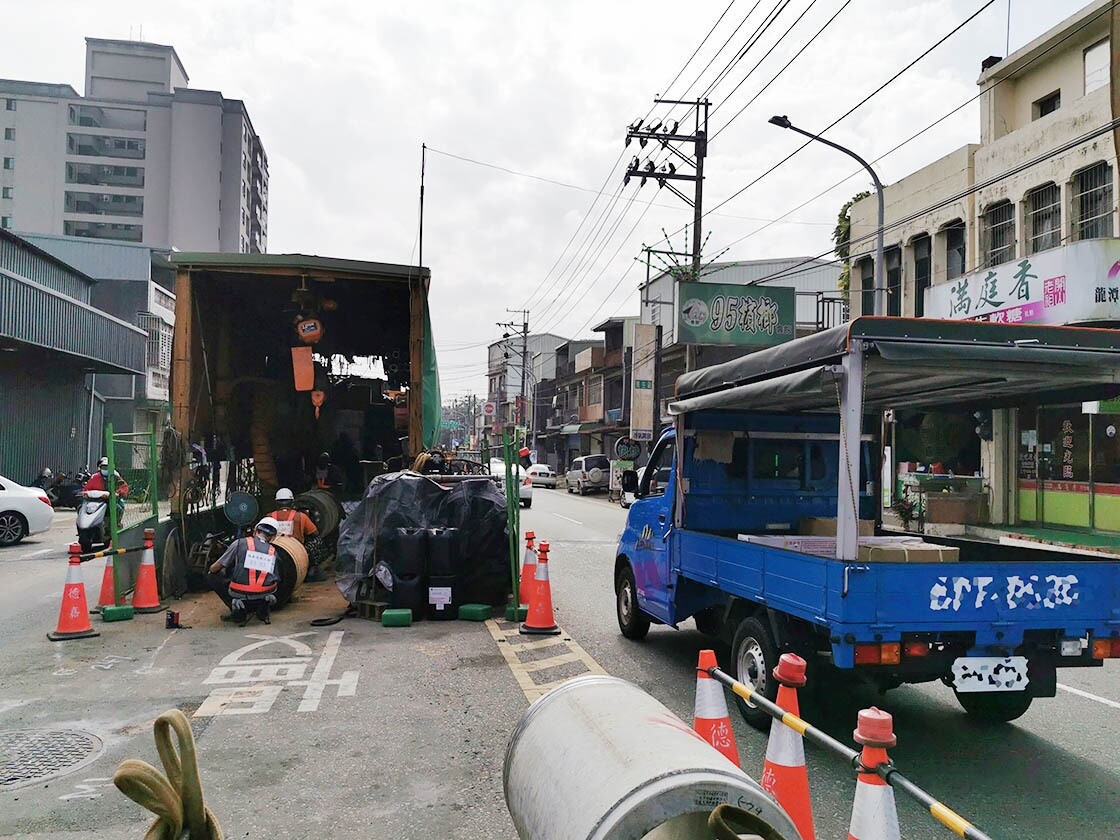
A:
[527,464,557,488]
[0,473,55,546]
[490,460,534,508]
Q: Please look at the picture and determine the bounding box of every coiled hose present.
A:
[113,709,223,839]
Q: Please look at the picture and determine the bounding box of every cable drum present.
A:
[270,536,308,607]
[294,489,342,538]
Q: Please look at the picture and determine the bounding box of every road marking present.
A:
[1057,682,1120,710]
[551,513,582,524]
[21,547,56,558]
[485,618,606,703]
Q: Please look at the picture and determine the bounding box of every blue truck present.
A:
[615,318,1120,726]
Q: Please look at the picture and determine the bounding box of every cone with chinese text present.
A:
[693,649,740,767]
[518,530,538,607]
[48,544,100,641]
[847,707,901,840]
[761,653,816,840]
[520,541,560,635]
[131,528,163,613]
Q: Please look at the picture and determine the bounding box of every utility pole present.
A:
[497,310,530,436]
[626,99,709,370]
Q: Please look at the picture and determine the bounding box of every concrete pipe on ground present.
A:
[503,675,801,840]
[270,535,308,607]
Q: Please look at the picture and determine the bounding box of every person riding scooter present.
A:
[77,458,130,552]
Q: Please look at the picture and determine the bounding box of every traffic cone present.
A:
[518,530,537,607]
[48,544,100,641]
[761,653,815,840]
[520,541,560,635]
[131,528,164,613]
[693,650,739,767]
[847,707,901,840]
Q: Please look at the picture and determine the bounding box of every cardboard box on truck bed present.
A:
[799,517,875,536]
[858,543,959,563]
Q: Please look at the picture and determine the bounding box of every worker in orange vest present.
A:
[270,488,328,582]
[207,517,280,625]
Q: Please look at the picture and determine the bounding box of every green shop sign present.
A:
[677,282,796,346]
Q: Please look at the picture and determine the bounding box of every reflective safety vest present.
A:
[229,537,278,596]
[272,508,315,542]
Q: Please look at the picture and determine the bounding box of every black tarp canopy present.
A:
[670,317,1120,415]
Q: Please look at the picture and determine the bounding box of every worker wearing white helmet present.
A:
[207,516,282,626]
[269,488,318,543]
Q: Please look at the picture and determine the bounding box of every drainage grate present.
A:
[0,729,104,791]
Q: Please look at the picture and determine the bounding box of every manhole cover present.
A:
[0,729,104,791]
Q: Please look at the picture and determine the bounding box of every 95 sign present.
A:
[677,281,795,347]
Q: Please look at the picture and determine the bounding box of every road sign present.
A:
[482,401,496,417]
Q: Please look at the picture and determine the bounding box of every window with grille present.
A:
[858,258,874,315]
[944,220,966,280]
[1025,183,1061,253]
[138,314,173,371]
[885,246,901,316]
[1084,39,1109,94]
[982,201,1016,267]
[1032,91,1060,119]
[588,375,603,406]
[912,234,931,317]
[1073,162,1113,240]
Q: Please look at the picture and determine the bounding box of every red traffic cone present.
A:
[847,707,900,840]
[131,528,164,613]
[93,552,120,612]
[48,544,100,641]
[518,531,538,607]
[693,649,739,767]
[761,653,815,840]
[520,541,560,635]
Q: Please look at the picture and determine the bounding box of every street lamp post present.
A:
[768,115,886,316]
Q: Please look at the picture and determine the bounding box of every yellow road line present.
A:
[485,618,607,703]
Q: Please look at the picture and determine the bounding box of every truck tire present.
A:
[731,616,780,731]
[616,564,650,640]
[953,689,1033,723]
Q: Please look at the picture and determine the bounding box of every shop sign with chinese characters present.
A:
[926,239,1120,324]
[677,282,796,346]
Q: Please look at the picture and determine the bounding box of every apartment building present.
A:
[848,0,1120,534]
[0,38,267,252]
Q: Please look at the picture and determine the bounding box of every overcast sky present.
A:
[3,0,1099,397]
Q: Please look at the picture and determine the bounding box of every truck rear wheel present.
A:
[615,564,650,640]
[954,689,1033,723]
[731,616,779,731]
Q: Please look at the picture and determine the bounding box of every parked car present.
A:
[566,455,610,496]
[527,464,557,488]
[489,460,534,508]
[0,473,55,547]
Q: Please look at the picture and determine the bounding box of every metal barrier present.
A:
[707,666,994,840]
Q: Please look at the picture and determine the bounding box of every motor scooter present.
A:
[76,489,119,553]
[54,468,89,510]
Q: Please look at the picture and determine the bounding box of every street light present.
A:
[768,115,885,316]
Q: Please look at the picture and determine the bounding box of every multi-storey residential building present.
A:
[0,38,267,252]
[848,0,1120,535]
[485,332,567,437]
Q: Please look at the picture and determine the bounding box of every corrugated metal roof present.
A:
[20,233,160,282]
[0,230,96,299]
[0,271,146,374]
[169,252,430,282]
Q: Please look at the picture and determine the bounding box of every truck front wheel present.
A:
[731,616,780,731]
[953,689,1033,723]
[616,565,650,640]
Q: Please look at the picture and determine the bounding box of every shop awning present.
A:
[560,422,600,434]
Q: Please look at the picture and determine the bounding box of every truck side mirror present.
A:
[621,470,639,494]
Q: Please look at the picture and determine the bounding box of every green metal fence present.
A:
[107,422,159,544]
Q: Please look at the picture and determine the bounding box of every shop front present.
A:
[925,238,1120,535]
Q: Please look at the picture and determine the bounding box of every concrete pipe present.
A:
[504,675,801,840]
[270,535,308,607]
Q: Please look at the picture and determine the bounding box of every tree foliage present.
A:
[832,190,871,294]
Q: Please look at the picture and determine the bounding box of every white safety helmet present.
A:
[98,457,109,469]
[275,488,295,503]
[255,517,280,538]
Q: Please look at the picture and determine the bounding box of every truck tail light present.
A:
[855,643,900,665]
[1091,638,1120,659]
[903,641,929,658]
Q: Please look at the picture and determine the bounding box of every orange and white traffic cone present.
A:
[131,528,164,613]
[761,653,815,840]
[48,544,100,641]
[92,551,120,612]
[518,530,538,607]
[693,649,739,767]
[847,707,901,840]
[520,541,560,636]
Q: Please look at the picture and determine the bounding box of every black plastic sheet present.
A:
[335,471,510,605]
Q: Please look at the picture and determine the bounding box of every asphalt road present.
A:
[2,491,1118,839]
